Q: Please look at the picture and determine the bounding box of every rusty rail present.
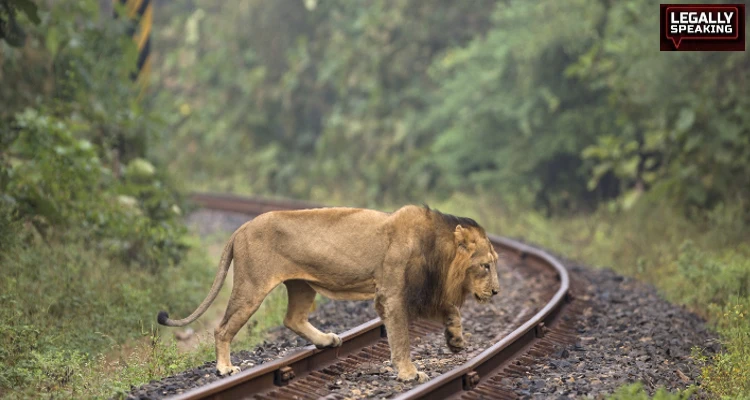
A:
[172,192,572,399]
[170,319,386,400]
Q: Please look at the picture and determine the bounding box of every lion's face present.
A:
[454,226,500,304]
[466,238,500,303]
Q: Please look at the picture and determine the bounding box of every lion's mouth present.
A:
[474,293,491,303]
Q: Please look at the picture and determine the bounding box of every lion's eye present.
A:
[482,263,491,270]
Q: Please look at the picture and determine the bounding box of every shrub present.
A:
[0,233,213,396]
[676,242,750,311]
[1,108,188,269]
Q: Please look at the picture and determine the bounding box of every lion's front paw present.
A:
[315,333,342,349]
[398,369,429,383]
[216,365,241,376]
[329,333,343,347]
[446,333,466,353]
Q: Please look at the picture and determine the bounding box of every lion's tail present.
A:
[157,230,238,327]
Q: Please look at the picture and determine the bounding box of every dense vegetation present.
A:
[154,0,749,215]
[1,0,748,398]
[0,1,212,397]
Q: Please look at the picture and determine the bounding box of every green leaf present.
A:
[0,8,26,47]
[620,156,640,179]
[623,140,639,153]
[10,0,41,24]
[642,171,658,183]
[675,108,696,134]
[45,27,59,57]
[683,135,701,152]
[620,189,641,210]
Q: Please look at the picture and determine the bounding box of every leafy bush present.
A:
[1,108,188,268]
[0,0,41,47]
[0,1,205,396]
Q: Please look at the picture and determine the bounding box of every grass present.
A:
[0,220,299,399]
[0,208,329,399]
[693,298,750,398]
[606,383,694,399]
[0,225,213,399]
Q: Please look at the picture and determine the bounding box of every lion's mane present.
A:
[403,206,485,319]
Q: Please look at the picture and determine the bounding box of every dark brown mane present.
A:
[403,206,480,319]
[422,204,485,235]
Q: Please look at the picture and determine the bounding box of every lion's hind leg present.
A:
[215,280,274,376]
[283,280,342,349]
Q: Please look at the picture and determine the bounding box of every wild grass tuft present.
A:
[606,383,694,400]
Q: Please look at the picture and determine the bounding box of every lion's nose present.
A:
[491,289,499,296]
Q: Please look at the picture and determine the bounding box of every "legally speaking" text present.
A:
[670,11,735,34]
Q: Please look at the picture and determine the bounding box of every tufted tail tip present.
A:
[157,311,170,325]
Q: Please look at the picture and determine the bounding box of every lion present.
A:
[157,205,500,383]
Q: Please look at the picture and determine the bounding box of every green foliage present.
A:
[153,0,498,205]
[607,383,694,400]
[0,203,20,254]
[419,1,613,213]
[0,295,40,391]
[5,109,113,231]
[0,0,41,47]
[2,109,188,268]
[0,1,208,397]
[152,0,750,216]
[0,0,190,268]
[676,243,750,310]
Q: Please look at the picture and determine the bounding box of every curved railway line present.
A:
[168,193,585,400]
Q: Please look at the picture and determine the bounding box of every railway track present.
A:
[170,193,584,400]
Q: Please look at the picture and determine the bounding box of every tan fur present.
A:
[157,205,500,382]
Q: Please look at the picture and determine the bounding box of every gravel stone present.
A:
[493,261,720,399]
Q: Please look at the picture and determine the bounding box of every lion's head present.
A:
[452,225,500,304]
[404,207,501,319]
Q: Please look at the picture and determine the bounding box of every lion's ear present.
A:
[454,225,467,249]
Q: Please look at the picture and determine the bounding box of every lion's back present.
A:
[244,207,392,271]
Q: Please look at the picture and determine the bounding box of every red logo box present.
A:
[660,4,745,51]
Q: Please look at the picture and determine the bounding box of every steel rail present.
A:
[173,192,571,400]
[170,319,386,400]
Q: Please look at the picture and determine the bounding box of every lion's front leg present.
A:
[443,305,466,353]
[283,280,342,348]
[376,294,429,383]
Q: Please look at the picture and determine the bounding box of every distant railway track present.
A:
[172,192,583,400]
